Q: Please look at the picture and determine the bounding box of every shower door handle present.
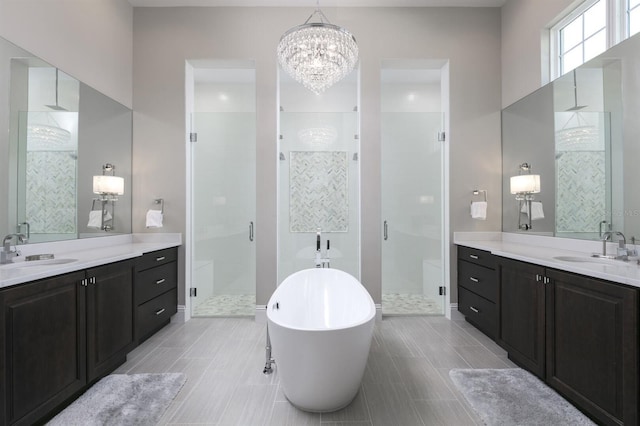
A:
[384,220,388,241]
[249,221,254,242]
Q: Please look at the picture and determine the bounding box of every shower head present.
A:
[566,69,587,112]
[45,104,68,111]
[566,104,587,112]
[45,68,68,111]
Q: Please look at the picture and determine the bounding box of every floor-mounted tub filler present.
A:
[266,268,376,412]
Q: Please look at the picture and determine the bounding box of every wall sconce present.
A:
[91,163,124,231]
[510,163,540,231]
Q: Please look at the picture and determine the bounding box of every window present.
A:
[550,0,640,80]
[629,0,640,36]
[555,0,608,76]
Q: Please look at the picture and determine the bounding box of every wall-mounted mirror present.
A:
[1,35,132,243]
[502,32,639,241]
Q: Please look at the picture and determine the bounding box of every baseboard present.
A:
[375,304,382,322]
[449,303,464,320]
[255,305,267,323]
[172,305,187,323]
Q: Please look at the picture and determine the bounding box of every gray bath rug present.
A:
[449,368,595,426]
[47,373,186,426]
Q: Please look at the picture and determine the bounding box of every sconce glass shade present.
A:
[93,175,124,195]
[510,174,540,194]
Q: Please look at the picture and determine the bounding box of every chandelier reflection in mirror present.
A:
[277,3,358,94]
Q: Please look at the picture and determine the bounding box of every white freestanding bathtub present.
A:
[266,268,376,412]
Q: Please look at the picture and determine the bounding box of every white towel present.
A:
[146,209,164,228]
[521,201,545,220]
[470,201,487,220]
[87,210,112,228]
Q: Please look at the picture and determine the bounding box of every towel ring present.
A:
[154,198,164,214]
[472,189,487,203]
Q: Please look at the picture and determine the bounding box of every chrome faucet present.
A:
[315,228,322,267]
[1,233,28,264]
[314,228,330,268]
[598,231,627,260]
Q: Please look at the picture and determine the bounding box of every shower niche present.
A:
[277,69,360,283]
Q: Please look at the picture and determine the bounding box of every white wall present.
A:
[133,6,502,307]
[501,0,579,107]
[0,0,133,108]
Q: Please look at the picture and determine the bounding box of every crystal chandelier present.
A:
[277,4,358,95]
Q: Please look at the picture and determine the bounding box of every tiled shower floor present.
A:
[193,293,442,316]
[382,293,443,315]
[192,294,255,317]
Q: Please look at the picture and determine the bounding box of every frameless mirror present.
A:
[502,32,639,241]
[1,35,132,243]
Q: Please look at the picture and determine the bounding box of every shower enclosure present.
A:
[277,70,360,283]
[381,62,446,315]
[190,66,256,317]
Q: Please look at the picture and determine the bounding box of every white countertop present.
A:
[454,232,640,289]
[0,233,182,289]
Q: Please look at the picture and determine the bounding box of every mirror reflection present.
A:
[1,35,132,243]
[502,32,639,241]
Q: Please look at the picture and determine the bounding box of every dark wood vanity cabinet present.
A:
[495,257,638,426]
[135,247,178,343]
[0,259,136,425]
[0,271,87,426]
[497,257,546,378]
[457,246,498,339]
[86,260,135,382]
[545,268,638,426]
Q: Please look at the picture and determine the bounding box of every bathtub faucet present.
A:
[314,228,330,268]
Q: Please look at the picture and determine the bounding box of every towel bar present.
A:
[154,198,164,214]
[472,189,487,203]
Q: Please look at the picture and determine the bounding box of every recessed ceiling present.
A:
[128,0,507,7]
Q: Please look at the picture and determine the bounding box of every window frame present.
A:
[550,0,610,79]
[627,0,640,37]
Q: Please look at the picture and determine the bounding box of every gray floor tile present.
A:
[363,351,403,385]
[454,344,513,369]
[413,399,479,426]
[363,381,423,426]
[393,356,457,401]
[123,315,529,426]
[218,384,278,426]
[319,388,370,423]
[167,368,238,423]
[270,401,320,425]
[127,346,188,374]
[165,357,214,402]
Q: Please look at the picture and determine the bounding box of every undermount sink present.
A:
[553,255,634,266]
[1,258,78,269]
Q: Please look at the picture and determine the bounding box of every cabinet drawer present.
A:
[136,261,177,305]
[458,246,495,268]
[136,247,178,272]
[459,287,497,339]
[137,288,177,342]
[458,260,497,302]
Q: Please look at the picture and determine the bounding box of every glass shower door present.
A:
[381,112,445,315]
[190,112,256,316]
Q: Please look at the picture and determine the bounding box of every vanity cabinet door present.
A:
[0,271,86,426]
[497,257,546,378]
[545,269,638,426]
[85,260,135,383]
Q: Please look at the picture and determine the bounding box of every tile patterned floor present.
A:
[114,316,517,425]
[192,294,256,317]
[382,293,443,315]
